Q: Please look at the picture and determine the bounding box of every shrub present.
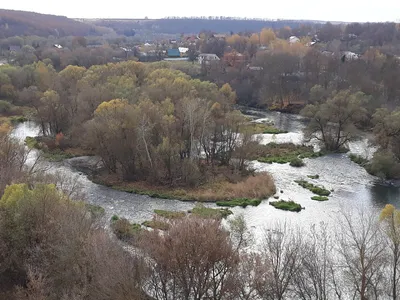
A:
[111,215,119,221]
[111,218,141,241]
[10,115,28,124]
[216,198,261,208]
[86,204,105,218]
[295,180,331,196]
[366,151,400,180]
[311,196,329,201]
[25,136,40,149]
[269,200,302,212]
[290,157,305,167]
[307,174,320,179]
[0,100,12,114]
[349,153,369,166]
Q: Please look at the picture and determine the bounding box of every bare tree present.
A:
[141,217,239,300]
[336,209,387,300]
[293,222,337,300]
[380,204,400,299]
[256,222,303,300]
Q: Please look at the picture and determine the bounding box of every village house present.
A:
[223,52,247,67]
[198,53,220,65]
[167,48,180,58]
[178,47,189,57]
[289,36,300,44]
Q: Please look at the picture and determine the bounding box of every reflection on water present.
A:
[370,183,400,207]
[10,111,400,236]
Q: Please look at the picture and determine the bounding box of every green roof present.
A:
[167,49,180,57]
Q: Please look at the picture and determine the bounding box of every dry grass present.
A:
[95,172,276,202]
[213,172,276,200]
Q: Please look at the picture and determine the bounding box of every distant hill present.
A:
[84,17,319,35]
[0,9,98,38]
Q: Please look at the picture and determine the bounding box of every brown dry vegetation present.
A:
[97,171,275,202]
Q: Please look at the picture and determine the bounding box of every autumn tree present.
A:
[0,183,146,299]
[259,28,276,46]
[380,204,400,299]
[373,108,400,160]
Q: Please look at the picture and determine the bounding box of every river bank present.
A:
[68,154,276,206]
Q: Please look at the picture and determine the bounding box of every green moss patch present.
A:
[256,143,322,164]
[262,126,288,134]
[289,157,305,167]
[295,180,331,196]
[142,219,170,230]
[248,122,288,134]
[154,209,186,219]
[216,198,261,208]
[311,196,329,201]
[86,204,105,218]
[269,200,303,212]
[190,204,233,219]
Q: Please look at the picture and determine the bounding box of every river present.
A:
[11,110,400,238]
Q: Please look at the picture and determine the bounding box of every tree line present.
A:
[0,60,264,188]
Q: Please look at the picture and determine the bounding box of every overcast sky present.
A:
[1,1,400,22]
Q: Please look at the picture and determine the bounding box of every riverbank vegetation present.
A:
[25,135,93,161]
[269,200,303,212]
[110,215,142,242]
[349,153,369,166]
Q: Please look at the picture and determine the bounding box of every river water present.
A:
[11,110,400,238]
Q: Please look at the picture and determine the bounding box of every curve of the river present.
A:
[11,110,400,238]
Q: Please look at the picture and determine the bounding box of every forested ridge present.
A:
[0,9,98,38]
[87,17,317,35]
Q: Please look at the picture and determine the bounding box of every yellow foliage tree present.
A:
[260,28,276,46]
[249,33,260,45]
[380,204,400,299]
[95,99,129,116]
[220,83,236,105]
